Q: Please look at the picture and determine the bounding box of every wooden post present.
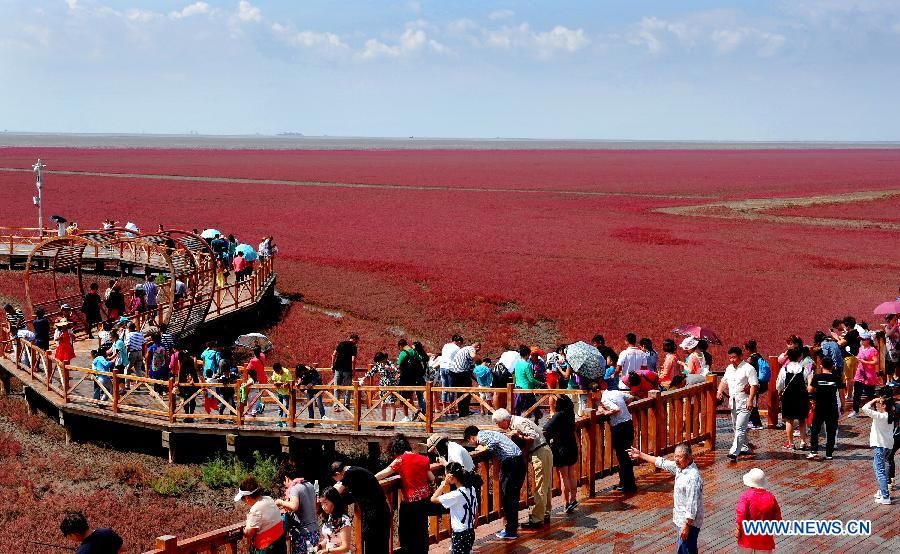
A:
[352,383,362,431]
[649,390,666,455]
[156,535,178,554]
[61,364,70,404]
[112,370,120,414]
[235,383,244,426]
[46,359,54,391]
[425,382,433,433]
[167,377,176,423]
[767,355,780,428]
[506,383,514,412]
[704,375,716,451]
[585,411,597,497]
[288,384,297,429]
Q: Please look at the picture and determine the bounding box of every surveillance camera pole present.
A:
[33,159,46,236]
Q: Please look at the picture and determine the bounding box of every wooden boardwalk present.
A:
[441,415,899,554]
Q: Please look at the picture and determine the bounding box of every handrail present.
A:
[138,377,716,554]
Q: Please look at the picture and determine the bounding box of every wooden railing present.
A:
[139,377,716,554]
[3,337,719,440]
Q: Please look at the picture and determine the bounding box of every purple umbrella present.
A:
[672,324,722,345]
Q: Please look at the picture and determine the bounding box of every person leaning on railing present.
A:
[329,462,391,554]
[375,433,435,554]
[464,424,526,541]
[235,476,287,554]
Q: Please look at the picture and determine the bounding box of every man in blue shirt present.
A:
[143,274,159,315]
[464,425,525,540]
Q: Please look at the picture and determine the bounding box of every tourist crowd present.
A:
[6,301,898,553]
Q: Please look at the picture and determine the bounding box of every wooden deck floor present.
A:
[437,415,899,553]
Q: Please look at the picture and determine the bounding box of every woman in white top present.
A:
[861,395,896,505]
[431,462,482,554]
[235,477,286,554]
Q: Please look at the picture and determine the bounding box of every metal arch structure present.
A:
[146,229,217,339]
[22,228,217,341]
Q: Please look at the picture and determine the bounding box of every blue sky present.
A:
[1,0,899,140]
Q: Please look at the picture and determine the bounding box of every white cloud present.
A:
[629,16,694,54]
[485,23,590,58]
[488,9,514,21]
[629,13,785,57]
[170,2,211,20]
[359,28,445,60]
[237,1,262,23]
[126,9,162,23]
[65,0,78,10]
[534,25,590,55]
[271,23,348,51]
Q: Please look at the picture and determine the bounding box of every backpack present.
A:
[755,355,771,383]
[492,363,510,388]
[399,350,426,385]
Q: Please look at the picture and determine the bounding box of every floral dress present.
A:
[365,361,400,402]
[321,513,352,552]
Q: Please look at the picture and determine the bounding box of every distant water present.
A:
[2,132,899,150]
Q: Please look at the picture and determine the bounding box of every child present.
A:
[473,357,493,413]
[861,392,896,504]
[431,462,481,554]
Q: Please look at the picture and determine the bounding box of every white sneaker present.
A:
[875,496,892,505]
[793,430,800,437]
[874,491,884,499]
[806,452,817,460]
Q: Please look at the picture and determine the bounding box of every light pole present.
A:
[32,159,45,235]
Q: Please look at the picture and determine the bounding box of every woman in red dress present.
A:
[53,318,76,364]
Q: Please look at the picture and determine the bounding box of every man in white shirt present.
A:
[717,346,758,462]
[629,443,704,553]
[440,334,464,405]
[616,333,648,390]
[594,381,637,492]
[424,433,475,472]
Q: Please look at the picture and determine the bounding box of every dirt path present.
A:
[656,189,900,230]
[0,167,710,199]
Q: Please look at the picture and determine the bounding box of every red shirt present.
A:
[389,452,432,502]
[629,369,660,399]
[736,488,782,550]
[232,256,246,273]
[244,357,267,384]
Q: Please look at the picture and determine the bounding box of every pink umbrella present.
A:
[672,324,722,345]
[873,301,900,315]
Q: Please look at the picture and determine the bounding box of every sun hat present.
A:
[55,317,71,328]
[680,337,699,351]
[423,432,449,452]
[742,467,769,489]
[233,486,260,502]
